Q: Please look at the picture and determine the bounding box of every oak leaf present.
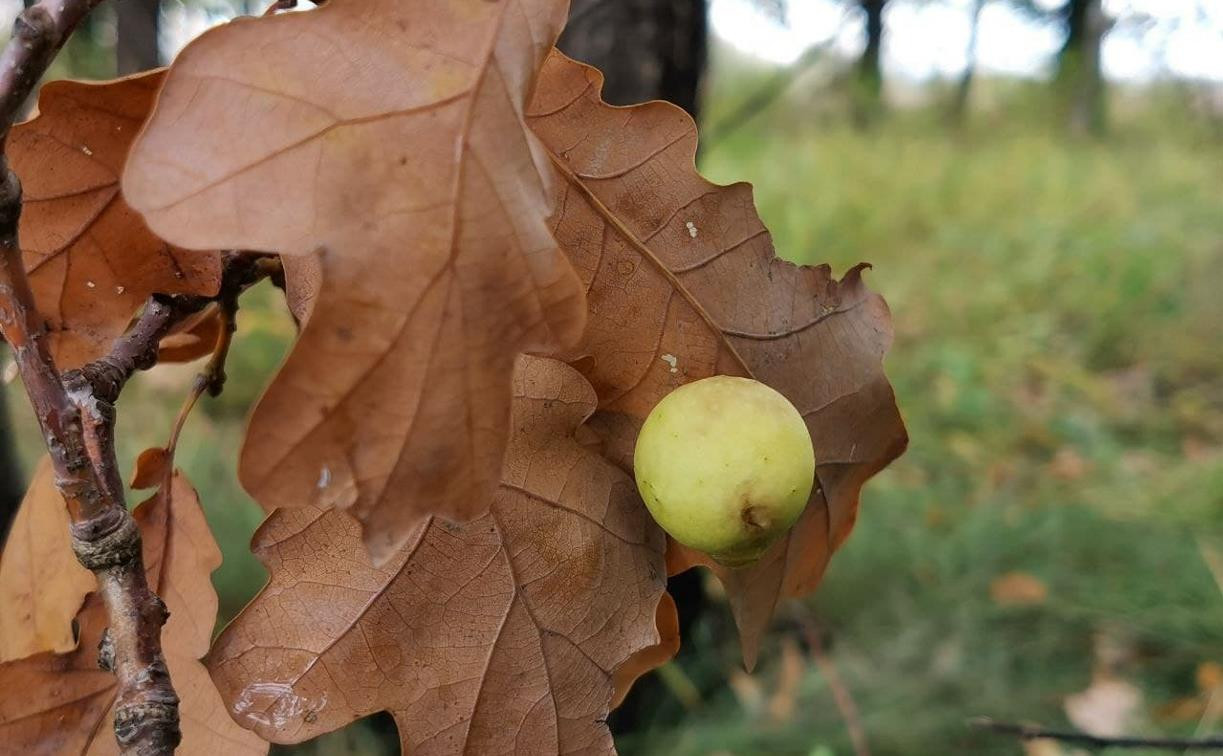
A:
[0,457,94,661]
[129,446,172,490]
[206,357,666,754]
[527,53,908,667]
[156,306,223,364]
[122,0,587,563]
[9,71,220,369]
[0,471,268,755]
[611,592,679,709]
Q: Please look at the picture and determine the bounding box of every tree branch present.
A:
[0,0,106,144]
[65,252,278,404]
[970,717,1223,751]
[0,1,278,750]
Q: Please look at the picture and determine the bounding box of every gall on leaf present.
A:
[0,471,267,755]
[8,71,220,370]
[206,357,666,754]
[0,457,94,662]
[527,52,909,668]
[121,0,587,564]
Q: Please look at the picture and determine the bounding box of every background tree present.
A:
[559,0,715,735]
[116,0,161,74]
[951,0,988,121]
[855,0,888,120]
[1056,0,1110,133]
[559,0,709,119]
[1008,0,1113,132]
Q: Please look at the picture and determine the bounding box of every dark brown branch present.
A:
[970,718,1223,751]
[0,0,106,145]
[65,251,276,404]
[2,190,179,756]
[0,144,100,523]
[0,2,278,750]
[65,297,188,405]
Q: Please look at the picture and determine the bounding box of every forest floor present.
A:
[5,66,1223,755]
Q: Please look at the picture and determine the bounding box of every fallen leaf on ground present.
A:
[0,471,267,755]
[767,636,806,724]
[9,71,220,369]
[0,457,94,661]
[1064,674,1143,738]
[990,571,1048,607]
[122,0,587,564]
[1022,740,1071,756]
[528,52,907,666]
[728,668,764,715]
[1199,661,1223,693]
[206,357,666,754]
[1049,447,1090,481]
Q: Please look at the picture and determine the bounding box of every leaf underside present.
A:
[0,472,267,755]
[0,457,94,662]
[10,72,220,370]
[121,0,588,564]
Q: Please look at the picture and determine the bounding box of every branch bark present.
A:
[66,252,276,404]
[0,2,275,750]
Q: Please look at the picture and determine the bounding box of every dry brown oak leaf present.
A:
[156,305,223,364]
[0,457,95,661]
[0,471,268,755]
[206,356,666,754]
[527,52,909,668]
[9,71,221,370]
[122,0,587,564]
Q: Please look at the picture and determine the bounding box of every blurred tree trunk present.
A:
[853,0,887,123]
[558,0,709,120]
[116,0,160,74]
[559,0,712,737]
[1056,0,1109,134]
[951,0,987,123]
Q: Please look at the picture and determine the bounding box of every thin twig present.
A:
[163,277,245,458]
[970,718,1223,751]
[791,607,871,756]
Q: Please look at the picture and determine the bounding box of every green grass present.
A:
[4,68,1223,754]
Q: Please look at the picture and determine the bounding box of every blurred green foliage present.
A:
[3,42,1223,756]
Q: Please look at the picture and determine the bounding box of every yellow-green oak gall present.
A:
[633,376,816,568]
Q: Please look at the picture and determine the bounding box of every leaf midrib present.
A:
[544,152,756,381]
